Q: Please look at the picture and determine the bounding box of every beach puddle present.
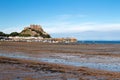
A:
[0,53,120,72]
[40,58,120,72]
[0,53,34,60]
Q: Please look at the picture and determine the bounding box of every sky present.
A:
[0,0,120,40]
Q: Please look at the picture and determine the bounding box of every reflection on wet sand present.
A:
[1,42,120,79]
[1,53,120,72]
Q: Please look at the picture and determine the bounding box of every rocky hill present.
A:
[20,24,51,38]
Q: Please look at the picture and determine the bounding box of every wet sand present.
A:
[0,41,120,80]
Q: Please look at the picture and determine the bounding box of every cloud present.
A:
[1,14,120,40]
[43,21,120,34]
[2,27,23,33]
[41,14,120,34]
[51,31,120,40]
[41,14,120,40]
[1,14,89,34]
[56,14,87,19]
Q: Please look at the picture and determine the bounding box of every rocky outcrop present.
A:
[20,24,51,38]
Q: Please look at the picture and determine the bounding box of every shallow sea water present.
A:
[0,53,120,72]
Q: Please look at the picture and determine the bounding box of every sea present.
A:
[77,41,120,44]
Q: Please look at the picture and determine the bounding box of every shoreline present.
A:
[1,56,120,79]
[0,41,120,79]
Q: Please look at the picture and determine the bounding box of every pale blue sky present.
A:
[0,0,120,40]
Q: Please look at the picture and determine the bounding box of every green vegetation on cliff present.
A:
[20,24,51,38]
[0,24,51,38]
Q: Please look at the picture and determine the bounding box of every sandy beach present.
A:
[0,41,120,80]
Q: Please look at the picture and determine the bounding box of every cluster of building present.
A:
[0,36,77,43]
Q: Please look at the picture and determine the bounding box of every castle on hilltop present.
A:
[21,24,50,38]
[0,24,77,43]
[24,24,43,31]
